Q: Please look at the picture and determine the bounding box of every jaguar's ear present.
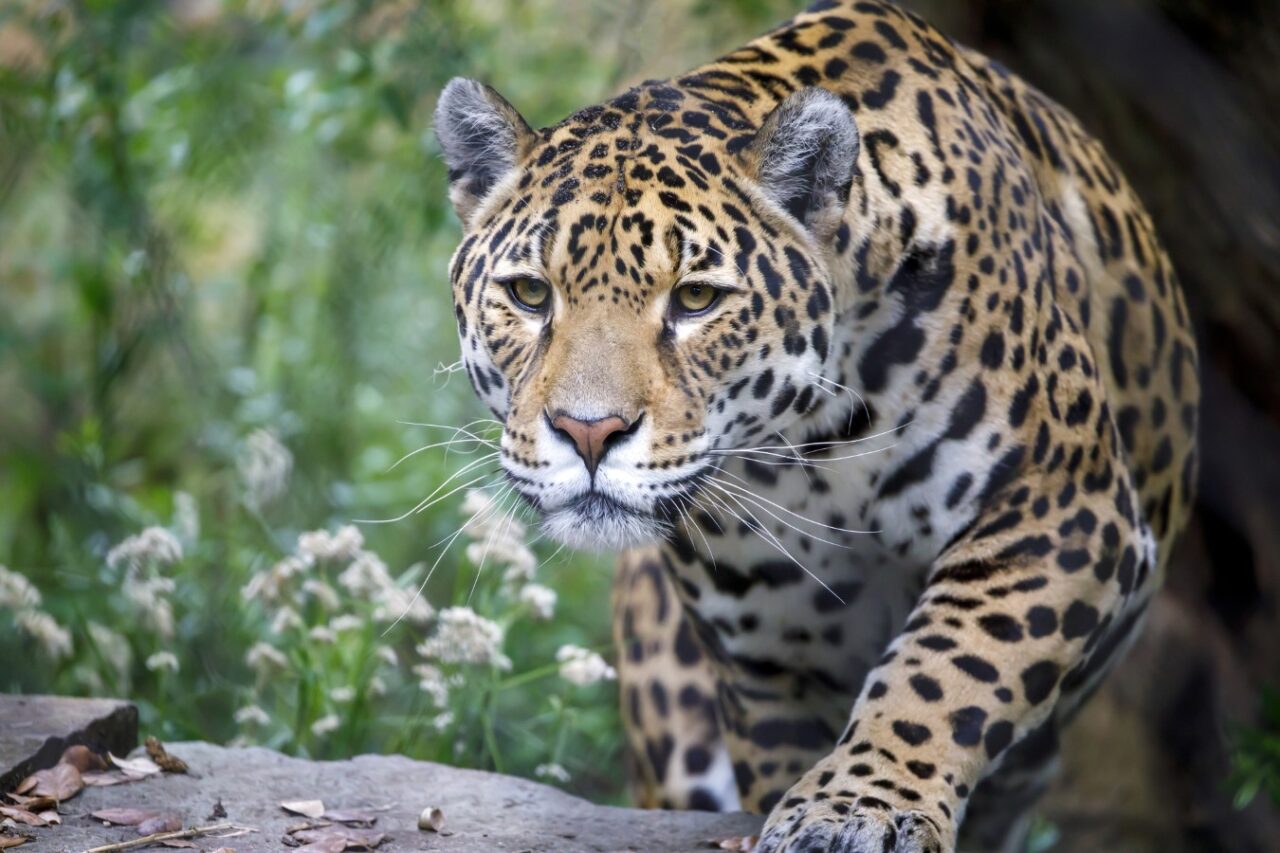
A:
[740,88,859,242]
[434,78,536,228]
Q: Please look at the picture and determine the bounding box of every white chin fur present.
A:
[539,503,667,552]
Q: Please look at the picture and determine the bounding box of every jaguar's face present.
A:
[435,80,859,551]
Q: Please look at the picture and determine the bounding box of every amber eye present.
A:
[672,283,721,316]
[506,277,550,312]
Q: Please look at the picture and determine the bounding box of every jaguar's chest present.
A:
[664,402,995,694]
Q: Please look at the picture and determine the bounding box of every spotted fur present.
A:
[434,2,1199,850]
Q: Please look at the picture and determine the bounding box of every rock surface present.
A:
[32,741,763,852]
[0,694,137,795]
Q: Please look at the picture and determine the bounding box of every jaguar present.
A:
[432,1,1199,849]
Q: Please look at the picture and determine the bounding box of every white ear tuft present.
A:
[433,78,535,227]
[741,88,859,240]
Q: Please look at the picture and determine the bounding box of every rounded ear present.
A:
[739,88,859,242]
[433,78,536,228]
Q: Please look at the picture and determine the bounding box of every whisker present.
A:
[702,484,846,606]
[712,471,881,535]
[707,480,853,550]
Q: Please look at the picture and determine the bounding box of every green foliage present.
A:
[1231,686,1280,810]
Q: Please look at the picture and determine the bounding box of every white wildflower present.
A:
[15,610,73,660]
[336,550,392,597]
[412,663,450,708]
[368,675,387,697]
[300,578,340,610]
[106,527,183,572]
[238,428,292,509]
[234,704,271,727]
[556,645,616,687]
[242,555,311,605]
[121,575,176,638]
[465,537,537,582]
[374,645,398,667]
[416,606,510,670]
[371,582,434,626]
[88,622,133,679]
[0,566,41,610]
[431,711,454,732]
[270,605,304,634]
[308,624,337,644]
[297,525,363,563]
[535,763,571,783]
[329,614,363,634]
[145,651,180,673]
[518,583,556,620]
[172,491,199,543]
[310,713,340,737]
[329,686,355,703]
[246,641,288,674]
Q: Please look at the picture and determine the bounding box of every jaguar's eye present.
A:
[506,277,550,312]
[672,283,721,316]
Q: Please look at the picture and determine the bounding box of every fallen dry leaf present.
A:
[108,753,163,778]
[0,807,46,828]
[145,737,189,774]
[60,744,108,772]
[0,836,30,849]
[416,806,444,833]
[19,762,83,801]
[137,813,183,835]
[714,836,758,852]
[209,848,237,853]
[81,770,141,787]
[4,795,56,812]
[280,800,326,819]
[295,841,346,853]
[322,809,377,827]
[159,840,199,849]
[289,826,386,850]
[92,808,166,826]
[34,811,58,826]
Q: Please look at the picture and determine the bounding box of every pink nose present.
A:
[549,412,635,475]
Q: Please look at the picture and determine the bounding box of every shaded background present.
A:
[0,1,1277,850]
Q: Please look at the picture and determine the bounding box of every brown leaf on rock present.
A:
[322,809,377,827]
[0,807,46,827]
[20,762,83,801]
[714,836,759,852]
[108,753,163,778]
[209,848,237,853]
[145,737,189,774]
[289,826,386,850]
[280,800,326,819]
[4,795,56,812]
[137,813,183,835]
[295,841,347,853]
[159,840,199,849]
[60,744,108,772]
[81,770,141,787]
[0,836,30,849]
[92,808,157,826]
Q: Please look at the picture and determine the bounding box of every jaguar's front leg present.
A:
[757,469,1155,853]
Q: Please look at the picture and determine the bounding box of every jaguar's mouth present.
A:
[538,491,669,552]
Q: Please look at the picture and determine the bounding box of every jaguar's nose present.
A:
[548,410,641,476]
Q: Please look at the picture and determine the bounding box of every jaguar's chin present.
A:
[539,492,668,552]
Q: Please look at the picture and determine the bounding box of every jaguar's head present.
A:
[434,78,859,551]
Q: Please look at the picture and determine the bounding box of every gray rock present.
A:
[0,694,137,794]
[39,742,763,852]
